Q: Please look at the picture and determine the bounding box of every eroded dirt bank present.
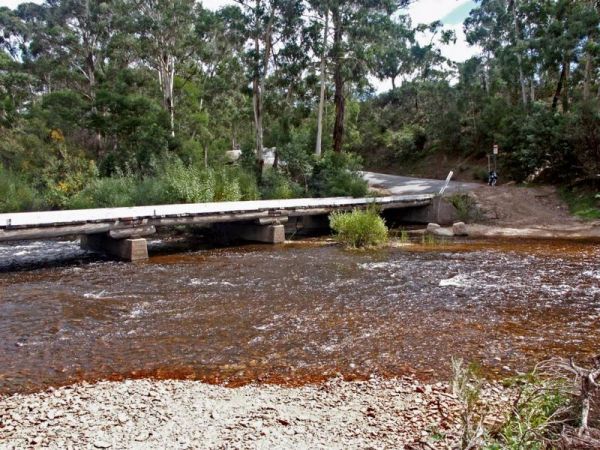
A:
[0,377,512,450]
[452,184,600,239]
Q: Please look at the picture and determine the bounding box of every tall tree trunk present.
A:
[332,7,344,154]
[552,63,566,110]
[483,55,491,95]
[85,48,103,157]
[583,51,593,101]
[252,55,263,167]
[562,56,570,112]
[252,0,264,170]
[584,0,598,101]
[510,0,528,107]
[315,8,329,158]
[158,53,176,138]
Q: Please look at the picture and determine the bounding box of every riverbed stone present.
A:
[427,223,454,237]
[426,223,441,233]
[452,222,468,236]
[0,377,519,450]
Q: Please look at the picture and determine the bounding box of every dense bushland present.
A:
[0,0,599,213]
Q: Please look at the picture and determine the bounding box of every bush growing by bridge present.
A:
[329,208,388,249]
[0,165,40,213]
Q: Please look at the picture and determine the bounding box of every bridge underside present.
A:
[0,195,450,261]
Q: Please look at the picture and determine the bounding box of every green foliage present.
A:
[227,167,261,201]
[421,233,439,246]
[95,91,172,175]
[40,148,99,209]
[398,229,409,243]
[448,193,481,223]
[560,188,600,220]
[451,358,485,450]
[383,124,427,159]
[0,165,41,213]
[260,168,304,200]
[486,375,570,449]
[452,359,572,450]
[65,160,262,209]
[68,176,137,209]
[1,0,599,212]
[161,159,216,203]
[329,208,388,249]
[311,152,368,198]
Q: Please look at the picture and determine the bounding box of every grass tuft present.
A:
[329,207,388,249]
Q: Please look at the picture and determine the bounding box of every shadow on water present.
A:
[0,231,247,273]
[0,234,599,395]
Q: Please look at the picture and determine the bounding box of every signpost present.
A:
[489,144,499,186]
[438,171,454,196]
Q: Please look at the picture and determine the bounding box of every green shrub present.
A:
[131,177,172,205]
[0,165,42,212]
[491,376,570,449]
[311,152,368,198]
[234,168,261,200]
[213,168,242,201]
[67,176,137,209]
[383,124,427,159]
[329,208,388,248]
[161,159,215,203]
[41,148,99,209]
[452,358,572,450]
[448,193,481,223]
[260,169,304,199]
[560,188,600,220]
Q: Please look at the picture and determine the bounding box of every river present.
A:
[0,236,598,395]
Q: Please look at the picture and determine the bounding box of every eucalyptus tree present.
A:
[372,14,414,90]
[306,0,330,158]
[125,0,197,137]
[228,0,305,169]
[322,0,409,153]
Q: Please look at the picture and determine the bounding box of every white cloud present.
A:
[441,24,479,63]
[199,0,234,10]
[0,0,40,7]
[406,0,466,25]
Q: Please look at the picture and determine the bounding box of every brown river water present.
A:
[0,236,599,395]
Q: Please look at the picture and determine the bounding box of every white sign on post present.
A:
[493,144,499,155]
[438,171,454,196]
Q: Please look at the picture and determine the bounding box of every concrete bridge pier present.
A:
[213,218,287,244]
[80,227,154,261]
[235,223,285,244]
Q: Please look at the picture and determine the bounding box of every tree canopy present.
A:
[0,0,598,212]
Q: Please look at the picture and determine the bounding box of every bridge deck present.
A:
[0,195,434,241]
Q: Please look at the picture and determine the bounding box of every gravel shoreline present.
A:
[0,377,512,449]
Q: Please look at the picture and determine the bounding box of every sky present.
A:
[0,0,479,66]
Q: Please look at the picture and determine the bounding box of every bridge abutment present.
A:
[229,223,286,244]
[393,196,458,226]
[80,234,149,261]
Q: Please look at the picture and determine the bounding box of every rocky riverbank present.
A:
[0,377,513,450]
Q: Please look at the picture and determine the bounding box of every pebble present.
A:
[0,377,517,450]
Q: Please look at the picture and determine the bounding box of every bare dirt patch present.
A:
[472,185,577,227]
[462,185,600,239]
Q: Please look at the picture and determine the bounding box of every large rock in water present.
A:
[452,222,468,236]
[426,223,454,237]
[427,223,441,233]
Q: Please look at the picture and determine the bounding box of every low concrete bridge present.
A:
[0,195,437,261]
